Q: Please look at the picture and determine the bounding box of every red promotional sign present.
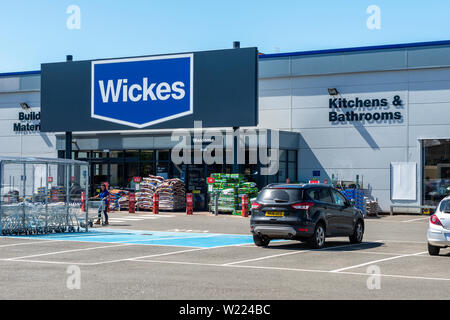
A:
[81,192,86,212]
[133,176,142,183]
[71,176,76,182]
[207,177,215,184]
[309,180,320,184]
[129,192,135,214]
[48,177,53,183]
[153,193,159,214]
[186,193,193,215]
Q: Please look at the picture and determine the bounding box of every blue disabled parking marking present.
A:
[8,228,257,248]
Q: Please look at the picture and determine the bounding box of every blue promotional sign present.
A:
[91,54,193,128]
[313,170,321,177]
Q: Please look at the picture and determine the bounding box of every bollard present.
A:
[214,192,219,216]
[129,192,135,214]
[81,192,86,212]
[153,193,159,214]
[241,194,248,217]
[186,193,193,215]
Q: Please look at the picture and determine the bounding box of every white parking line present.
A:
[223,249,309,265]
[5,243,135,261]
[223,242,373,266]
[330,251,428,272]
[131,259,450,282]
[0,239,65,248]
[402,217,429,223]
[109,218,145,221]
[370,239,426,244]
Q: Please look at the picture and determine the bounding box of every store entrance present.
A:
[185,165,206,210]
[423,139,450,207]
[184,164,232,211]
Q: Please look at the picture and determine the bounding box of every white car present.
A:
[427,196,450,255]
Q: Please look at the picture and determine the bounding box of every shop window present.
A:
[288,162,296,182]
[156,162,169,179]
[125,150,139,159]
[76,152,89,159]
[92,152,107,159]
[288,150,296,162]
[141,150,155,161]
[278,161,287,183]
[423,139,450,206]
[110,163,124,187]
[158,150,169,161]
[124,162,139,188]
[110,151,123,158]
[141,162,155,177]
[279,150,287,162]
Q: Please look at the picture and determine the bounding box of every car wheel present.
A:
[308,223,326,249]
[428,243,440,256]
[253,234,270,247]
[349,220,364,244]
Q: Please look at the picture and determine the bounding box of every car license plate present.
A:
[265,211,284,217]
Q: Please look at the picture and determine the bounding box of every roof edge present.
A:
[258,40,450,59]
[0,70,41,77]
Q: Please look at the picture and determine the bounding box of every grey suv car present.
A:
[250,184,365,248]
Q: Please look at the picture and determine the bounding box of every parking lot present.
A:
[0,212,448,300]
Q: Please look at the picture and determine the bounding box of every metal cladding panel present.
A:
[41,48,258,132]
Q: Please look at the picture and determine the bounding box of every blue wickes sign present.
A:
[91,54,193,128]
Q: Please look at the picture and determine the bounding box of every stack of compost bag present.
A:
[118,193,129,211]
[108,189,129,211]
[155,178,186,211]
[135,175,163,210]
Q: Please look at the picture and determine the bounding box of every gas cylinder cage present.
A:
[0,157,90,235]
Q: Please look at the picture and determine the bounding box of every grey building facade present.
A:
[2,40,450,212]
[259,40,450,211]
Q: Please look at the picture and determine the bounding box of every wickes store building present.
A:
[2,40,450,212]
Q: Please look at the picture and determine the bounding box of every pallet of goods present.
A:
[365,198,379,216]
[156,178,186,211]
[207,173,259,215]
[108,189,129,211]
[136,175,164,211]
[49,186,66,202]
[340,188,366,216]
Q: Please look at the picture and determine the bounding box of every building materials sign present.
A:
[13,111,41,133]
[40,48,258,132]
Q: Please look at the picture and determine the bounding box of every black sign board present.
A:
[40,48,258,132]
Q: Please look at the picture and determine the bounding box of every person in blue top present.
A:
[90,183,109,225]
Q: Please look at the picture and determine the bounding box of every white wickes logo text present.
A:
[98,78,186,103]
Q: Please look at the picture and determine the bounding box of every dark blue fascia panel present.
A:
[258,40,450,59]
[0,70,40,77]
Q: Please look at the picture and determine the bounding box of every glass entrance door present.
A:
[186,165,207,210]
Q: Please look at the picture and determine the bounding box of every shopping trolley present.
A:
[85,200,108,227]
[0,202,82,235]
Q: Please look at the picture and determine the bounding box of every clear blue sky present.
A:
[1,0,449,73]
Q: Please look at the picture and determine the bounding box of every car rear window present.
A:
[305,188,333,204]
[440,200,450,213]
[257,188,304,203]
